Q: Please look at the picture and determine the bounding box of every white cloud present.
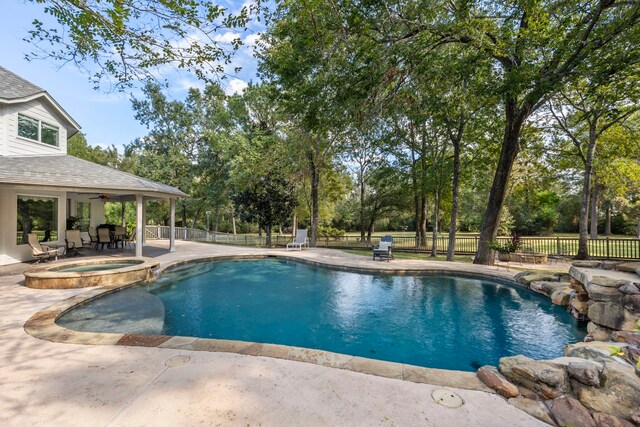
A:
[214,31,242,44]
[225,78,248,95]
[244,33,261,46]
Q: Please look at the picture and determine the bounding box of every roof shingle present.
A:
[0,66,45,100]
[0,155,186,197]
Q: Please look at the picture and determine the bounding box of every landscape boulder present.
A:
[507,397,556,426]
[498,355,569,399]
[622,294,640,312]
[619,283,640,295]
[587,284,624,304]
[516,272,561,287]
[550,287,572,306]
[476,366,519,398]
[566,361,601,387]
[547,395,595,427]
[574,360,640,422]
[588,302,638,331]
[592,412,636,427]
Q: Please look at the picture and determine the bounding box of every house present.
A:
[0,66,185,265]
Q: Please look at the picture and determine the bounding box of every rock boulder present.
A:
[507,397,556,426]
[574,360,640,421]
[476,366,519,398]
[547,395,595,427]
[499,355,570,399]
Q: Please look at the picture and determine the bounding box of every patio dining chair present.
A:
[65,229,86,256]
[27,233,61,263]
[97,227,112,249]
[121,227,135,249]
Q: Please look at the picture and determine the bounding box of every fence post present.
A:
[606,237,610,259]
[556,237,560,256]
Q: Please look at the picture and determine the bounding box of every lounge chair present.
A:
[373,235,394,261]
[287,229,309,251]
[65,229,86,256]
[27,233,61,263]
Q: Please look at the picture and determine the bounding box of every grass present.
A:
[340,249,474,263]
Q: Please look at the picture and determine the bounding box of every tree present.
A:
[68,132,119,167]
[232,172,297,246]
[128,82,232,227]
[25,0,258,88]
[270,0,640,263]
[547,76,640,258]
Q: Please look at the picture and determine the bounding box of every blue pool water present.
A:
[59,259,586,371]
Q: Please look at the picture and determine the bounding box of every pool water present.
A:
[59,259,586,371]
[55,263,136,272]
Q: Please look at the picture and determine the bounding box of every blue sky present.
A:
[0,1,262,150]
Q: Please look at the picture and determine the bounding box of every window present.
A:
[17,195,58,245]
[17,114,59,147]
[76,201,91,231]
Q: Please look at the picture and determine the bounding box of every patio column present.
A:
[169,198,176,252]
[135,194,143,257]
[141,199,147,246]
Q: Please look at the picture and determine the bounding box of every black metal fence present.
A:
[145,226,640,260]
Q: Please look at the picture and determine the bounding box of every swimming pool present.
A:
[57,259,586,371]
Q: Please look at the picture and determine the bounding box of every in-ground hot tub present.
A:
[24,257,160,289]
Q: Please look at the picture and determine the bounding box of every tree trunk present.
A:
[359,170,366,241]
[431,193,439,257]
[121,202,126,227]
[292,213,297,235]
[604,204,612,236]
[419,196,428,248]
[309,149,320,247]
[577,122,598,260]
[266,223,272,247]
[636,219,640,238]
[589,185,599,239]
[182,204,187,228]
[447,137,461,261]
[475,100,526,264]
[232,215,236,235]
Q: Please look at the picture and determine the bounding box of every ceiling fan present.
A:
[90,193,111,200]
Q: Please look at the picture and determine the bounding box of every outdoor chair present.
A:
[65,229,86,256]
[372,235,394,261]
[97,227,112,249]
[27,233,61,263]
[121,227,135,249]
[286,229,309,251]
[114,226,126,249]
[88,227,99,248]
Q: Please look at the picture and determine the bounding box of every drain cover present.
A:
[431,389,464,408]
[165,355,190,367]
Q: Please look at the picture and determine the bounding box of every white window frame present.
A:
[17,113,59,147]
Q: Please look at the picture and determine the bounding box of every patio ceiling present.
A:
[0,155,186,199]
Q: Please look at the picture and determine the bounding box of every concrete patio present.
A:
[0,241,550,426]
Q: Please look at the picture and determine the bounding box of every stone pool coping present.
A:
[23,256,160,289]
[24,252,528,393]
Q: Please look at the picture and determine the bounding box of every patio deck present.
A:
[0,241,548,426]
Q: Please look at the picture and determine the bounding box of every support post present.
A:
[170,198,176,252]
[141,198,146,246]
[135,194,143,257]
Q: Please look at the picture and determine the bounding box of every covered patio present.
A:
[0,155,186,265]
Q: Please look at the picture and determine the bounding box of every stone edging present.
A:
[24,253,530,393]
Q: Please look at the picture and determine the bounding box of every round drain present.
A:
[431,389,463,408]
[165,355,190,367]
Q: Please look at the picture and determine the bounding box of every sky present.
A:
[0,1,263,150]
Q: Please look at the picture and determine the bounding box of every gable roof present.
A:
[0,155,186,198]
[0,66,45,99]
[0,66,81,136]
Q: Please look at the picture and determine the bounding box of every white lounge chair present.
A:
[27,233,61,263]
[287,229,309,251]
